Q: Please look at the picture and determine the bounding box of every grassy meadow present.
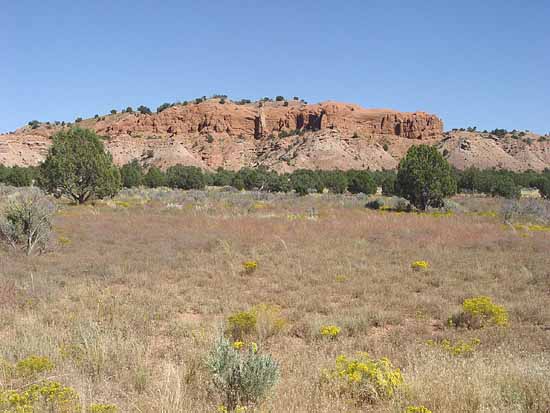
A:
[1,187,550,412]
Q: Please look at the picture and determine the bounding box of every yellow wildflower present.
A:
[320,325,341,339]
[411,260,429,270]
[232,341,245,350]
[242,261,258,274]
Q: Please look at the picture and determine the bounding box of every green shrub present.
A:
[110,109,117,114]
[262,170,287,192]
[4,166,38,187]
[75,117,83,123]
[492,176,521,199]
[449,296,509,329]
[396,145,457,210]
[207,336,279,411]
[490,128,508,138]
[144,166,166,188]
[536,177,550,199]
[456,167,521,198]
[207,134,214,143]
[39,128,121,203]
[156,103,171,113]
[137,105,152,115]
[231,168,282,191]
[322,353,403,404]
[346,170,376,195]
[0,165,9,183]
[231,168,258,190]
[289,169,322,195]
[125,106,133,113]
[166,165,205,190]
[211,168,236,187]
[28,120,40,129]
[513,169,544,188]
[381,173,396,195]
[319,170,348,194]
[120,160,144,188]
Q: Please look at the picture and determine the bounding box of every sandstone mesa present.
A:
[1,99,548,172]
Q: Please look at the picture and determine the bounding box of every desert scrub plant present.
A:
[449,296,509,329]
[0,380,80,412]
[252,303,286,341]
[242,260,257,274]
[405,406,433,413]
[426,338,480,356]
[411,260,429,271]
[232,341,258,354]
[321,353,403,405]
[319,325,341,339]
[227,304,286,341]
[15,355,55,378]
[207,335,279,412]
[227,310,257,341]
[0,191,55,255]
[88,403,118,413]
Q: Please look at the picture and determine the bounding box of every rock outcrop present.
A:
[437,131,550,171]
[1,99,548,171]
[89,100,443,142]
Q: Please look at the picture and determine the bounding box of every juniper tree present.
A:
[38,128,121,204]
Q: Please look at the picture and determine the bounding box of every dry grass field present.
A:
[1,188,550,412]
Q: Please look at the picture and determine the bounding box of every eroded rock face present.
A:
[90,100,444,142]
[0,100,444,171]
[437,131,550,172]
[1,99,548,172]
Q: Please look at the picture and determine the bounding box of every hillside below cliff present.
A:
[1,98,548,171]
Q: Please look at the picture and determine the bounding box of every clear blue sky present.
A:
[2,0,549,134]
